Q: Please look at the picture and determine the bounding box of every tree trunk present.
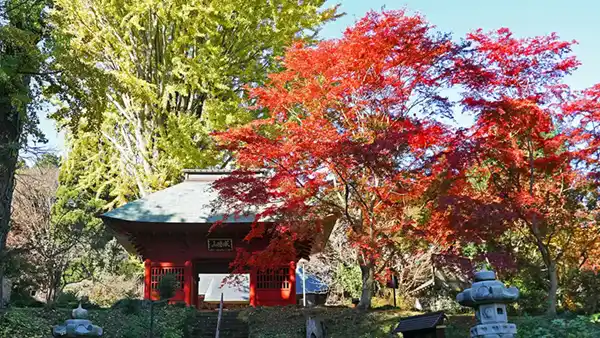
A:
[357,261,374,310]
[547,262,559,316]
[0,106,22,308]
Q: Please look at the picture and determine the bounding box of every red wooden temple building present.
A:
[101,170,335,308]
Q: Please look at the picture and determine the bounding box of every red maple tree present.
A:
[213,12,600,313]
[561,84,600,271]
[563,84,600,182]
[448,28,600,315]
[213,10,461,309]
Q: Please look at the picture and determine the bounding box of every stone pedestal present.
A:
[457,270,519,338]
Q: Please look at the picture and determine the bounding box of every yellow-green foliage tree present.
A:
[49,0,339,206]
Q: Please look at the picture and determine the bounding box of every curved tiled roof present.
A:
[101,179,265,224]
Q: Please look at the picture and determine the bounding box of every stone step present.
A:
[193,334,248,338]
[191,329,249,338]
[196,314,242,319]
[196,311,241,315]
[190,310,249,338]
[194,319,246,325]
[192,325,248,329]
[196,319,244,323]
[196,315,243,320]
[195,325,246,330]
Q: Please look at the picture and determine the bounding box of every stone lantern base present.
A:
[469,322,517,338]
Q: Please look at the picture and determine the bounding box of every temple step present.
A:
[190,311,249,338]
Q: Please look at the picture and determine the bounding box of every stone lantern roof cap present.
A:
[474,270,496,281]
[456,269,519,307]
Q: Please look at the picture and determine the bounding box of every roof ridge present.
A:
[182,168,267,174]
[182,168,235,174]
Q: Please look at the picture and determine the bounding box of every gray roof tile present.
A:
[101,181,262,223]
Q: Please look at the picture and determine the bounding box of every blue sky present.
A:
[36,0,599,154]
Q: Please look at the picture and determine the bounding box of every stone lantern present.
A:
[456,270,519,338]
[52,303,103,337]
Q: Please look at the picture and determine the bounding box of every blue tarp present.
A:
[296,267,328,295]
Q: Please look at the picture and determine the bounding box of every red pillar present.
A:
[249,268,257,307]
[191,273,197,308]
[289,261,297,305]
[144,259,151,300]
[184,260,192,306]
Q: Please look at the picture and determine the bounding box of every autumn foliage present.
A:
[214,10,600,312]
[448,28,599,314]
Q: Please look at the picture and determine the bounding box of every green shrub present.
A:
[563,270,600,314]
[443,314,600,338]
[0,304,192,337]
[0,308,69,337]
[55,291,79,307]
[111,297,144,315]
[334,264,362,299]
[158,273,179,300]
[514,289,550,315]
[62,274,142,308]
[504,272,550,316]
[515,315,600,338]
[54,291,100,309]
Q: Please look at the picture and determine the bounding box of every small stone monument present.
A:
[52,303,103,337]
[457,270,519,338]
[1,277,11,307]
[306,316,326,338]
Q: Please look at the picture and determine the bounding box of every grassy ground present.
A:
[1,305,599,337]
[240,306,476,338]
[240,306,600,338]
[240,306,419,337]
